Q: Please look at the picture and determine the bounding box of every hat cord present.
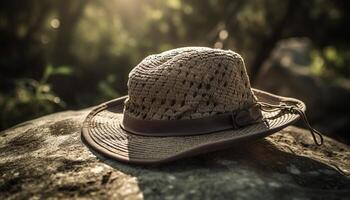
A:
[258,102,350,176]
[257,102,323,146]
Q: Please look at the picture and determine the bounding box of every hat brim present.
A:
[81,89,305,164]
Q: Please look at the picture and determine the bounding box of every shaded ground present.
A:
[0,108,349,199]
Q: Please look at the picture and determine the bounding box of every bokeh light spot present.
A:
[219,30,229,40]
[50,18,60,29]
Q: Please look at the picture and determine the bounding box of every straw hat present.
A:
[82,47,323,164]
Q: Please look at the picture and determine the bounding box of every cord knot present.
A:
[258,102,324,146]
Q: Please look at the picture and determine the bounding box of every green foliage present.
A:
[98,75,120,100]
[0,65,72,129]
[311,46,350,79]
[42,65,73,83]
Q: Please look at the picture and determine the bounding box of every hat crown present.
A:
[124,47,258,120]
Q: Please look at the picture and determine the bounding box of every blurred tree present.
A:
[0,1,51,89]
[51,0,89,66]
[0,0,349,130]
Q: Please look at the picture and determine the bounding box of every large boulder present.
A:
[255,38,350,143]
[0,108,349,199]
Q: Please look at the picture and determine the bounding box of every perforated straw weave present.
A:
[125,47,258,120]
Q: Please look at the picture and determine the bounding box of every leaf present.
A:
[52,66,73,75]
[41,65,54,83]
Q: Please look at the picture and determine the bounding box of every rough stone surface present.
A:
[0,108,350,199]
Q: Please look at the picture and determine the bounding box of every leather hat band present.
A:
[120,104,263,137]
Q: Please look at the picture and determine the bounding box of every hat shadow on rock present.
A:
[83,137,350,199]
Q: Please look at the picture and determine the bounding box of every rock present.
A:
[255,38,350,143]
[0,108,350,199]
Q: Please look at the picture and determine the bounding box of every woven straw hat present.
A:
[82,47,321,164]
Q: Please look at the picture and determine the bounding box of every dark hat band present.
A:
[120,104,263,137]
